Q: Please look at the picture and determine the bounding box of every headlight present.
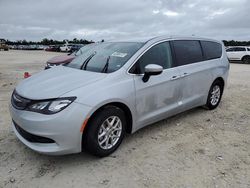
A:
[27,97,76,114]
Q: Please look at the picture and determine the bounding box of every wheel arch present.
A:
[241,55,250,61]
[212,77,225,94]
[82,102,133,143]
[214,77,224,85]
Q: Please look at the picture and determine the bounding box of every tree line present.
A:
[222,40,250,46]
[5,38,94,45]
[4,38,250,46]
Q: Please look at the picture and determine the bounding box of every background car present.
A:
[45,54,75,69]
[45,44,95,69]
[68,44,84,53]
[60,44,73,52]
[226,46,250,64]
[45,45,61,52]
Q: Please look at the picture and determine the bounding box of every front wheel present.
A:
[205,80,223,110]
[83,105,126,157]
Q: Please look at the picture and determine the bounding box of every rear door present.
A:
[171,40,214,110]
[234,47,247,60]
[130,41,182,129]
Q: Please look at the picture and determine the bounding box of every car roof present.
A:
[109,35,222,44]
[227,46,249,48]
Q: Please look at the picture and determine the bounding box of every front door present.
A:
[130,41,182,129]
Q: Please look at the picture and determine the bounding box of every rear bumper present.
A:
[9,102,92,155]
[44,64,59,69]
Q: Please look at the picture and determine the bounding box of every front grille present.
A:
[13,121,55,143]
[11,91,31,110]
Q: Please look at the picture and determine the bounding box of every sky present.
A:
[0,0,250,42]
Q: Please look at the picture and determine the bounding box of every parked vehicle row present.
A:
[226,46,250,64]
[6,43,86,53]
[60,44,84,52]
[10,36,229,157]
[10,45,45,50]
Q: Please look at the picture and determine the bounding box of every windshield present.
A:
[66,42,144,73]
[75,44,96,56]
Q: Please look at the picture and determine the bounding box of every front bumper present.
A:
[9,101,91,155]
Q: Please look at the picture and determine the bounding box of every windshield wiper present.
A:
[102,56,110,73]
[80,51,96,70]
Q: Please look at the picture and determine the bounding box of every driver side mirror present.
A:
[142,64,163,82]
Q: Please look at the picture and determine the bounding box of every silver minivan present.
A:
[10,36,229,157]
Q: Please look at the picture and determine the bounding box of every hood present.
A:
[16,66,107,100]
[47,55,75,64]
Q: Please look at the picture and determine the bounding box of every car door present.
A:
[171,40,213,111]
[130,41,182,129]
[226,47,236,60]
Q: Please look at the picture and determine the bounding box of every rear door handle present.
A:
[181,72,190,77]
[170,75,181,81]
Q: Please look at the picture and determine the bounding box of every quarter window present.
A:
[172,40,203,66]
[201,41,222,60]
[130,42,173,74]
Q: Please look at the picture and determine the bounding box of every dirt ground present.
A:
[0,50,249,188]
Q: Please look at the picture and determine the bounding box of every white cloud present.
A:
[0,0,249,41]
[206,8,231,20]
[163,10,179,17]
[152,10,160,14]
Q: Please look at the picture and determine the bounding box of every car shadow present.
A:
[229,60,248,64]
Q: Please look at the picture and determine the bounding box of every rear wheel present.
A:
[83,105,126,157]
[242,56,250,64]
[205,80,223,110]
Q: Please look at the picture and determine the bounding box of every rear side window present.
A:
[201,41,222,60]
[130,42,173,74]
[172,40,203,66]
[234,47,246,52]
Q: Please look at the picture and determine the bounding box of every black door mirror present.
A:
[142,64,163,82]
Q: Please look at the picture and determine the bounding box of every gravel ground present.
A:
[0,50,249,188]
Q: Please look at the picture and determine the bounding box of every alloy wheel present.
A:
[210,85,221,106]
[98,116,122,150]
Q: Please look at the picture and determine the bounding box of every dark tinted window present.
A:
[130,42,173,74]
[234,47,246,52]
[201,41,222,60]
[172,40,203,66]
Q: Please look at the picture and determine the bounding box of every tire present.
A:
[205,80,223,110]
[242,56,250,64]
[83,105,126,157]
